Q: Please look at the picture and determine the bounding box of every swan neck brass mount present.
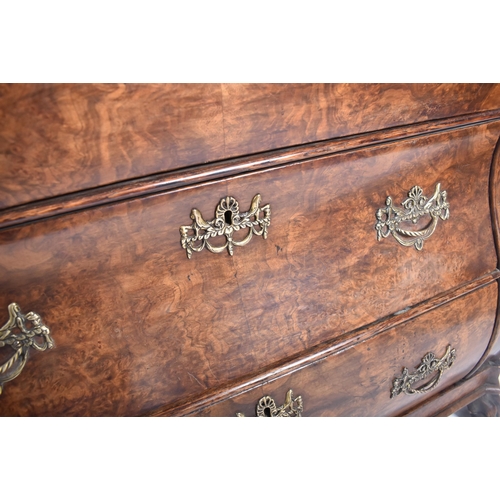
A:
[0,303,53,395]
[375,183,450,251]
[180,194,271,258]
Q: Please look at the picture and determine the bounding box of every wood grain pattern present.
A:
[2,84,500,210]
[150,272,499,416]
[0,84,225,209]
[2,109,500,230]
[224,122,499,358]
[466,132,500,377]
[191,283,497,417]
[487,133,500,359]
[489,132,500,269]
[0,122,498,416]
[221,84,500,157]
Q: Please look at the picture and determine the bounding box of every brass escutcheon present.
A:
[375,183,450,251]
[180,194,271,258]
[0,303,54,395]
[236,389,303,417]
[391,345,456,398]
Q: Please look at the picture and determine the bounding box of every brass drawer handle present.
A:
[236,389,303,417]
[0,303,54,395]
[391,345,456,398]
[180,194,271,259]
[375,183,449,251]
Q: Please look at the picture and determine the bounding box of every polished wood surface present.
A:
[2,84,500,210]
[221,84,500,157]
[2,109,500,230]
[482,134,500,360]
[489,132,500,270]
[466,132,500,378]
[0,119,498,416]
[2,84,500,417]
[222,122,499,349]
[0,84,225,209]
[191,284,497,417]
[151,272,499,416]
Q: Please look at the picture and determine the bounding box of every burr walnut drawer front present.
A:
[0,122,498,416]
[193,283,497,417]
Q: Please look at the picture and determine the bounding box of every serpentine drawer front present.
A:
[192,283,497,417]
[0,120,499,416]
[1,84,500,417]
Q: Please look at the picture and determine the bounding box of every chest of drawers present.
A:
[1,84,500,416]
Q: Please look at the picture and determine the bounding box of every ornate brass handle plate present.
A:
[236,389,303,417]
[375,183,449,250]
[0,303,54,395]
[180,194,271,258]
[391,345,456,398]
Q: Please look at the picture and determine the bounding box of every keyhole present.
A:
[224,210,233,225]
[264,407,272,417]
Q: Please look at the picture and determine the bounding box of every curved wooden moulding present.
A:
[2,95,500,416]
[184,283,497,417]
[1,120,499,416]
[489,133,500,273]
[467,134,500,377]
[2,84,500,212]
[1,110,500,231]
[150,274,499,417]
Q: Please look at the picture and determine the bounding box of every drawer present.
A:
[0,122,498,416]
[192,283,498,417]
[3,84,500,210]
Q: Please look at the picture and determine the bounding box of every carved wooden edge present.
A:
[1,110,500,231]
[445,386,500,417]
[401,359,500,417]
[146,271,500,417]
[458,389,500,416]
[490,133,500,270]
[465,135,500,378]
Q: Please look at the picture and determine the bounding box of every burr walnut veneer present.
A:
[1,84,500,416]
